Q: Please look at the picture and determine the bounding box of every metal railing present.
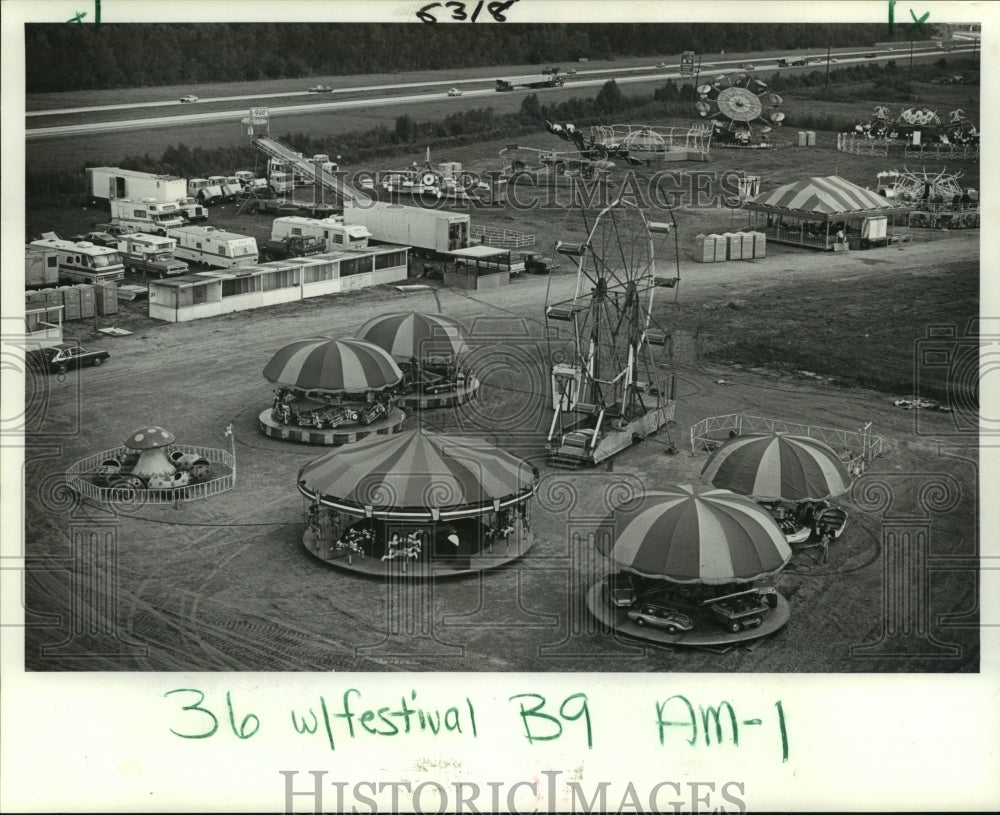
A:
[66,444,236,506]
[689,413,884,475]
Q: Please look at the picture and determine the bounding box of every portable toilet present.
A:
[59,285,81,321]
[752,231,767,258]
[75,284,96,318]
[738,231,755,259]
[722,232,743,260]
[693,234,716,262]
[709,234,727,262]
[95,282,119,316]
[797,131,808,147]
[806,131,816,146]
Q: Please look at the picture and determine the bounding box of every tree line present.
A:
[25,22,936,93]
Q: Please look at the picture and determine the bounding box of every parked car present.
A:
[179,95,199,103]
[31,343,110,375]
[604,573,637,608]
[627,603,694,634]
[92,223,140,238]
[447,88,463,97]
[70,231,118,248]
[308,85,333,93]
[515,250,560,274]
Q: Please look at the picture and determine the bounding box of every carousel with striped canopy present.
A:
[587,484,793,645]
[297,428,538,576]
[355,311,481,409]
[258,336,408,445]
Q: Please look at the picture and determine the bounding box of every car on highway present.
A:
[70,231,118,248]
[656,61,669,68]
[514,250,560,274]
[31,343,110,375]
[830,57,840,63]
[308,85,333,93]
[864,53,877,59]
[447,87,463,97]
[627,603,694,634]
[179,95,199,103]
[738,62,756,70]
[565,68,577,74]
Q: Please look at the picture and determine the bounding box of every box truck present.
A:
[110,198,186,235]
[188,178,225,205]
[30,233,126,284]
[86,167,188,206]
[271,215,371,252]
[166,226,259,269]
[342,202,469,257]
[117,233,189,277]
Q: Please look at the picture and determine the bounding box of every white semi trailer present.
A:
[86,167,188,206]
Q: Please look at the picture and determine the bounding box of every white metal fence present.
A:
[689,414,884,475]
[66,444,236,506]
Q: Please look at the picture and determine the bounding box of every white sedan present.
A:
[179,95,199,103]
[447,88,463,97]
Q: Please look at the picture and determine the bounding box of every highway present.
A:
[24,44,976,140]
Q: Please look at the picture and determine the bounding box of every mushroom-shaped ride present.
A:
[125,427,177,480]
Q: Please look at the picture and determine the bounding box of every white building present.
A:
[147,246,408,323]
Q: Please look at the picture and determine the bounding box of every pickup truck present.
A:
[261,235,325,261]
[117,235,190,278]
[515,250,560,274]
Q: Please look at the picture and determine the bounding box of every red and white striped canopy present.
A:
[298,428,536,519]
[702,432,852,502]
[597,484,791,584]
[263,337,402,394]
[748,175,901,215]
[355,312,468,360]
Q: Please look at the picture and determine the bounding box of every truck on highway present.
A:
[341,202,469,257]
[116,233,190,278]
[25,245,60,289]
[523,75,565,89]
[110,198,186,236]
[166,225,259,269]
[30,233,126,284]
[85,167,188,207]
[271,215,371,252]
[495,79,515,92]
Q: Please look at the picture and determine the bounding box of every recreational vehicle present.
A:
[166,226,259,269]
[30,233,126,284]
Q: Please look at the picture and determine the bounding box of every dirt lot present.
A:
[21,220,979,672]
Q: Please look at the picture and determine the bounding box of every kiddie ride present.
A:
[757,499,849,561]
[271,388,391,430]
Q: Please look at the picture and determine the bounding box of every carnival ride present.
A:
[259,337,407,444]
[66,425,236,505]
[544,194,679,467]
[854,105,979,146]
[875,167,980,228]
[695,73,786,147]
[547,121,713,165]
[360,148,498,203]
[499,143,615,185]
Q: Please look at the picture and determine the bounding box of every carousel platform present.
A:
[258,406,407,445]
[396,377,481,410]
[585,581,791,647]
[305,531,534,578]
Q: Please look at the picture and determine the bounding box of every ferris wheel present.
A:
[696,73,785,143]
[545,195,678,466]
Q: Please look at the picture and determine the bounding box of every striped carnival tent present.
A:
[263,337,402,394]
[745,175,911,250]
[355,312,468,361]
[701,432,852,502]
[297,428,537,520]
[597,484,791,584]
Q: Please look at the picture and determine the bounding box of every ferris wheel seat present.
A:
[555,241,588,257]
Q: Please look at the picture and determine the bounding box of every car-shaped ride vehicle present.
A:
[447,88,463,97]
[627,603,694,634]
[604,572,638,608]
[703,589,772,634]
[179,95,199,103]
[515,250,560,274]
[32,343,110,375]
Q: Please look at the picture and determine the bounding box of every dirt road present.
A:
[22,230,979,672]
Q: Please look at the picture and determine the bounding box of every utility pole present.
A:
[909,40,914,76]
[825,44,831,89]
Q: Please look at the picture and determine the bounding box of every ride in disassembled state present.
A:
[544,195,680,466]
[548,121,713,164]
[695,73,785,146]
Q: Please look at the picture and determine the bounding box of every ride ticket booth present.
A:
[442,246,516,291]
